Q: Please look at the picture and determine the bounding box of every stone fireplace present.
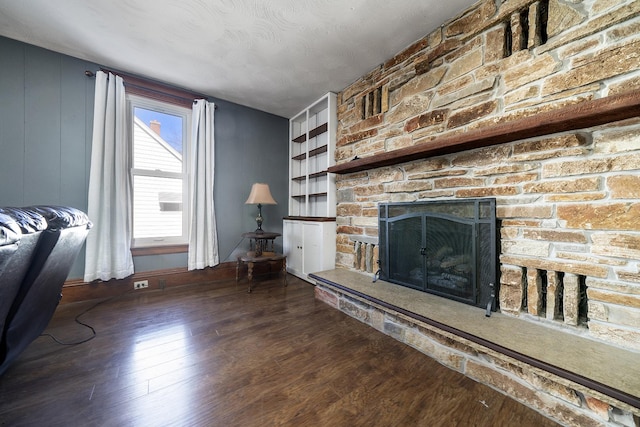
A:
[311,0,640,425]
[378,198,497,312]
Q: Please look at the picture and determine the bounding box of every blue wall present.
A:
[0,36,288,279]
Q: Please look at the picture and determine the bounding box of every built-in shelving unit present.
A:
[288,93,337,218]
[285,92,337,282]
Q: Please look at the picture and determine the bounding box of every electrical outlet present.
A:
[133,280,149,290]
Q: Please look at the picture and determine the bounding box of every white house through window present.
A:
[129,95,191,247]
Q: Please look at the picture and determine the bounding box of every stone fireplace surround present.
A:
[318,116,640,426]
[310,0,640,424]
[315,110,640,425]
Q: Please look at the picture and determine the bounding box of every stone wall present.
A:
[333,0,640,352]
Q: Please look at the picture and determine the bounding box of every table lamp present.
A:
[245,183,277,233]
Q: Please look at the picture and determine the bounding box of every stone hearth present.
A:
[312,269,640,426]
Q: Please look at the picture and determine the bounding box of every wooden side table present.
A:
[236,231,287,292]
[236,253,287,293]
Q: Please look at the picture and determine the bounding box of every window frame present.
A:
[127,94,191,248]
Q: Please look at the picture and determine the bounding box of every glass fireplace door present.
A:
[387,214,424,290]
[379,198,497,311]
[424,216,476,305]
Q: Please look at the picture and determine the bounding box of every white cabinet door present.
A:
[283,219,336,282]
[302,222,323,275]
[283,220,303,277]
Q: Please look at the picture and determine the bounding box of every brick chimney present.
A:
[149,120,161,136]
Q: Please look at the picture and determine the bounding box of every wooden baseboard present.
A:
[61,259,285,304]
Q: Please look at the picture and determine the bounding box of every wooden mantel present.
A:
[328,89,640,174]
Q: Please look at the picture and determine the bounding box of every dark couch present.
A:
[0,206,91,375]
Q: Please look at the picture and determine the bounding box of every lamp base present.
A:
[255,203,264,233]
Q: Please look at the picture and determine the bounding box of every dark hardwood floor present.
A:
[0,275,559,426]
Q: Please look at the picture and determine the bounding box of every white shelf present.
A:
[288,92,337,218]
[285,93,337,279]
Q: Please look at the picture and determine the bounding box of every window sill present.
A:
[131,244,188,256]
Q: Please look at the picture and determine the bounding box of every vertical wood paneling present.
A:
[24,45,62,204]
[213,101,288,261]
[85,69,95,194]
[0,37,97,278]
[61,58,94,279]
[60,57,90,210]
[0,38,26,205]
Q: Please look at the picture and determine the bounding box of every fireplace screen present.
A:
[378,198,497,311]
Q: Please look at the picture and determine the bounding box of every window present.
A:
[128,95,191,247]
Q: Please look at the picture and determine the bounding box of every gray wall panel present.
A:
[24,46,62,204]
[213,98,288,262]
[0,38,26,205]
[60,57,90,210]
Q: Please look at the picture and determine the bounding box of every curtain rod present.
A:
[84,69,217,109]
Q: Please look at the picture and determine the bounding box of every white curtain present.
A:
[188,100,219,270]
[84,71,135,282]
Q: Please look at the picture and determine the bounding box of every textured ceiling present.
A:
[0,0,476,118]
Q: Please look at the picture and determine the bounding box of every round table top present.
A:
[242,231,281,239]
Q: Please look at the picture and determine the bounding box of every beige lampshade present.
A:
[245,183,277,205]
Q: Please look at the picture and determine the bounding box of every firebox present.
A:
[378,198,498,313]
